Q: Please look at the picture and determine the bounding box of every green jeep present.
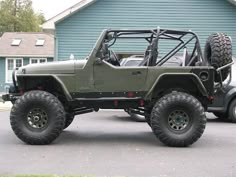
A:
[2,28,233,147]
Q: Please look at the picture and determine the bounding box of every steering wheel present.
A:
[110,50,120,66]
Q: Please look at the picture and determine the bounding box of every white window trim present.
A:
[5,58,23,83]
[30,58,47,64]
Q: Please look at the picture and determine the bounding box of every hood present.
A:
[17,60,87,75]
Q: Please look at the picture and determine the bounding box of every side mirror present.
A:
[95,58,103,65]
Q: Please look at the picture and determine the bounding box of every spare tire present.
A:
[204,33,232,82]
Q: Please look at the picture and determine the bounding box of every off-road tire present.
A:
[228,99,236,123]
[10,90,65,145]
[204,33,232,82]
[145,115,151,126]
[64,113,75,129]
[151,92,206,147]
[213,112,228,121]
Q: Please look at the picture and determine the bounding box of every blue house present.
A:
[0,32,54,92]
[42,0,236,61]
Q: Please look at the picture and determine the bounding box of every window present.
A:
[39,59,46,63]
[11,39,22,46]
[30,58,47,64]
[36,39,45,46]
[6,58,23,83]
[31,59,38,64]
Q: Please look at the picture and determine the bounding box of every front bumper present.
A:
[1,94,11,102]
[1,93,20,102]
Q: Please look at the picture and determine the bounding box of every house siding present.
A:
[0,57,54,92]
[0,57,5,92]
[56,0,236,60]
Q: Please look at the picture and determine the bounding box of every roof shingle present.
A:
[0,32,54,57]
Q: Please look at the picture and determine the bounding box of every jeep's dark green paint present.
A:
[14,29,215,108]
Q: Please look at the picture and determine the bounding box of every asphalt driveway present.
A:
[0,110,236,177]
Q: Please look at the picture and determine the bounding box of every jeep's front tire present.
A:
[151,92,206,147]
[10,91,65,145]
[64,113,75,129]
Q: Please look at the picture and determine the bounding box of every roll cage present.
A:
[102,28,206,67]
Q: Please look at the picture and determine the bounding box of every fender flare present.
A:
[145,73,208,99]
[17,74,73,101]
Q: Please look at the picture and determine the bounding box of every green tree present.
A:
[0,0,16,34]
[0,0,46,35]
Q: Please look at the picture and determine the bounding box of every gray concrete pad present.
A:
[0,102,12,112]
[0,110,236,177]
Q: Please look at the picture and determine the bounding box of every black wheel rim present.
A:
[27,108,48,129]
[168,110,190,131]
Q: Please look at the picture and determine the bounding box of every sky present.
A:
[32,0,81,20]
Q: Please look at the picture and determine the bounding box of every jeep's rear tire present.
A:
[10,91,65,145]
[151,92,206,147]
[64,113,75,129]
[204,33,232,82]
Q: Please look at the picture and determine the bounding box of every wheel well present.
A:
[151,75,208,108]
[18,76,69,103]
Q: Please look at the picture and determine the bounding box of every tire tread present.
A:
[151,92,206,147]
[10,90,65,145]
